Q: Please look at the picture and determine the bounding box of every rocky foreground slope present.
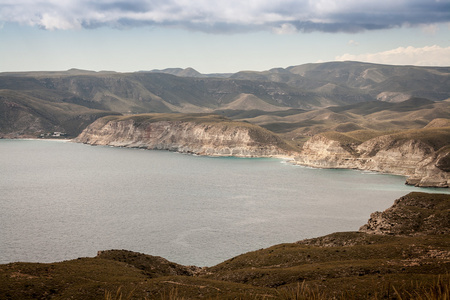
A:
[295,123,450,187]
[1,192,449,299]
[360,192,450,236]
[74,113,295,157]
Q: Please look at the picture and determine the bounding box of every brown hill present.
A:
[1,192,449,299]
[2,61,449,138]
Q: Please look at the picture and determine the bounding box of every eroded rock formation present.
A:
[74,114,293,157]
[295,131,450,188]
[359,192,450,236]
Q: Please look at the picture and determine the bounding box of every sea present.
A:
[1,139,448,267]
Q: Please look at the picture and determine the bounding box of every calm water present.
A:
[1,139,448,266]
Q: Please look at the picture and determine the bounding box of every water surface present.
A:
[1,139,447,266]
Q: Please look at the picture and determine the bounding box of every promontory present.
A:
[74,113,296,158]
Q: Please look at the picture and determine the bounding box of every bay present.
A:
[0,139,448,266]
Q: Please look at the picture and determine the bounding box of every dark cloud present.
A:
[92,1,152,13]
[288,21,394,34]
[1,0,449,33]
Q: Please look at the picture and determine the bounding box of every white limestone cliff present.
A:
[74,116,293,158]
[295,134,449,188]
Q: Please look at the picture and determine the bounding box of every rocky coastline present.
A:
[294,131,450,188]
[359,192,450,236]
[74,114,295,158]
[73,113,449,188]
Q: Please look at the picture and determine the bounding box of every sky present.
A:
[1,0,450,74]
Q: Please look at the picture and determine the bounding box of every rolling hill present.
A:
[232,61,450,103]
[1,192,449,299]
[1,61,449,139]
[236,98,450,141]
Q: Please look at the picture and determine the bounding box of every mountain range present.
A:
[0,61,449,138]
[1,63,449,297]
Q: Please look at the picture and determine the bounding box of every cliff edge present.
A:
[295,124,450,187]
[74,113,295,157]
[359,192,450,236]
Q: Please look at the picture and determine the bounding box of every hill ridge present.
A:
[1,192,449,299]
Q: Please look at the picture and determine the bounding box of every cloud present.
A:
[40,13,81,30]
[0,0,449,33]
[272,23,298,35]
[335,45,450,66]
[348,40,359,46]
[420,24,439,35]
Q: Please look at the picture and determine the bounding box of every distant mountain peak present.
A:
[67,68,96,73]
[148,67,204,78]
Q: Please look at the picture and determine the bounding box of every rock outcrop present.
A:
[295,134,357,168]
[359,192,450,236]
[295,128,450,187]
[74,114,294,157]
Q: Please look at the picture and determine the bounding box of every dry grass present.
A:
[2,193,449,300]
[394,275,450,300]
[277,281,327,300]
[105,286,135,300]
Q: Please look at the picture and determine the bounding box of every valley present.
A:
[1,61,449,138]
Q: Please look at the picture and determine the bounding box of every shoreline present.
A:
[1,192,449,299]
[4,137,448,188]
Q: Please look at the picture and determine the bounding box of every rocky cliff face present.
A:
[295,132,450,188]
[74,115,293,157]
[359,192,450,236]
[294,135,356,168]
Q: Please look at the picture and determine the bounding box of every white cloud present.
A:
[272,23,298,35]
[420,24,438,35]
[348,40,359,46]
[0,0,449,33]
[335,45,450,66]
[40,13,81,30]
